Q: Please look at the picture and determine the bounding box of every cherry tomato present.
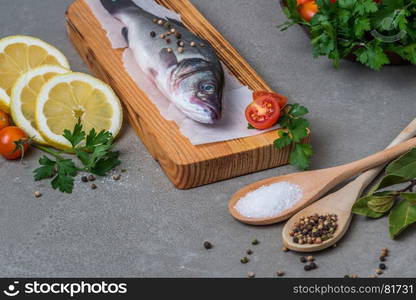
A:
[245,96,281,130]
[297,0,312,5]
[253,91,288,109]
[0,126,29,160]
[0,110,11,130]
[299,1,318,22]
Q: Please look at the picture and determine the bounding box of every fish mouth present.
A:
[191,98,221,123]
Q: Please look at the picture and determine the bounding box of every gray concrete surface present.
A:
[0,0,415,278]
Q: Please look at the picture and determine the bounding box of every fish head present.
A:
[171,59,223,124]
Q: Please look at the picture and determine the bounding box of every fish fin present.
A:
[160,48,178,69]
[121,27,129,44]
[100,0,139,15]
[166,18,186,29]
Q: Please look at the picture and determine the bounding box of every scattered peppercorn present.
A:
[344,275,350,278]
[304,265,311,271]
[309,262,317,270]
[150,31,156,38]
[152,18,158,23]
[251,239,259,245]
[167,48,173,53]
[170,28,176,34]
[190,41,196,47]
[112,174,121,181]
[379,256,386,262]
[81,176,88,183]
[300,256,307,263]
[175,32,182,39]
[351,274,358,279]
[91,184,97,190]
[160,34,166,39]
[276,270,285,277]
[246,249,253,255]
[247,272,255,278]
[379,263,386,270]
[157,19,164,25]
[291,214,338,245]
[203,241,213,250]
[376,268,383,275]
[306,256,314,262]
[240,257,249,264]
[178,47,184,53]
[88,175,95,182]
[121,169,127,173]
[34,191,42,198]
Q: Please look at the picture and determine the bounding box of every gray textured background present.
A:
[0,0,415,278]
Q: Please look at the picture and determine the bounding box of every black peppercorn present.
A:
[203,241,212,250]
[81,176,88,183]
[309,262,317,270]
[304,265,311,271]
[379,256,386,262]
[379,263,386,270]
[251,239,259,245]
[300,256,307,263]
[150,31,156,38]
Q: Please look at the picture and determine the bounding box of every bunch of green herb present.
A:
[352,148,416,238]
[280,0,416,70]
[33,121,121,193]
[274,104,313,170]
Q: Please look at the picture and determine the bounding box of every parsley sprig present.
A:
[280,0,416,70]
[33,121,121,193]
[274,104,313,170]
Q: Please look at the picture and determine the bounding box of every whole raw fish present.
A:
[100,0,224,124]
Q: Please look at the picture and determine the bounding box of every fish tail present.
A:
[100,0,139,15]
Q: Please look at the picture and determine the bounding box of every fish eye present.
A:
[201,83,216,94]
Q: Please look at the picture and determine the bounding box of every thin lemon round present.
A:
[36,72,123,150]
[0,35,70,111]
[11,65,70,144]
[0,88,10,113]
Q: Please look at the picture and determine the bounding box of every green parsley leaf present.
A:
[34,156,56,181]
[63,120,86,148]
[290,143,313,170]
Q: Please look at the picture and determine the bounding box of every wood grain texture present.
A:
[65,0,310,189]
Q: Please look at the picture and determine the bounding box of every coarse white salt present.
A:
[234,182,303,219]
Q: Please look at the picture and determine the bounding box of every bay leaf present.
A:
[367,195,395,213]
[385,148,416,178]
[388,193,416,239]
[352,191,393,218]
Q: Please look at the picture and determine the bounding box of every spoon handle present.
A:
[336,136,416,183]
[354,118,416,188]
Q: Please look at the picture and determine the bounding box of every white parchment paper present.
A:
[85,0,278,145]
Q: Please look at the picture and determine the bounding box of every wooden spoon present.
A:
[229,125,416,226]
[282,118,416,252]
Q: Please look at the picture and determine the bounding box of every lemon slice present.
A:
[0,88,10,113]
[0,35,70,111]
[10,65,70,144]
[36,72,123,150]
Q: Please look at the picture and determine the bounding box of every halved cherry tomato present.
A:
[253,91,288,109]
[246,96,281,130]
[0,126,29,160]
[0,110,10,130]
[299,1,318,22]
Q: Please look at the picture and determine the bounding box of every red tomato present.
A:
[0,110,11,130]
[245,96,281,130]
[253,91,288,109]
[297,0,312,5]
[299,1,318,22]
[0,126,29,160]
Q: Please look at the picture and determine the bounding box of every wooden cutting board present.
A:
[65,0,310,189]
